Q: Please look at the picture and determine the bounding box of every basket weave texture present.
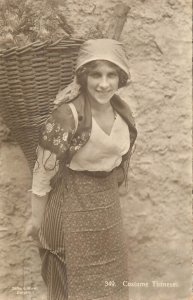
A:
[0,38,84,172]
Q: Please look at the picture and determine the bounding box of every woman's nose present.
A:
[99,76,109,88]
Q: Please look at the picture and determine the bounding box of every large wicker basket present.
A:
[0,38,84,172]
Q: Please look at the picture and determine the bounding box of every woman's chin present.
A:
[93,93,114,105]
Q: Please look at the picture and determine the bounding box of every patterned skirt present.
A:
[38,167,129,300]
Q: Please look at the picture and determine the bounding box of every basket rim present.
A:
[0,36,85,56]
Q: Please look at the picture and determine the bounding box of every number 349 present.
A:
[105,281,116,287]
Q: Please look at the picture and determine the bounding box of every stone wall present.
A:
[0,0,192,299]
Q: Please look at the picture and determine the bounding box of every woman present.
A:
[27,39,137,300]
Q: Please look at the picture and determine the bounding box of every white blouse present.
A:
[31,113,130,196]
[69,114,130,171]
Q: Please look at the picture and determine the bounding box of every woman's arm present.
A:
[26,146,58,239]
[31,192,48,228]
[26,102,77,239]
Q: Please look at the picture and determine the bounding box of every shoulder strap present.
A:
[68,102,78,132]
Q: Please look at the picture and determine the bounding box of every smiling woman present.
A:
[26,39,137,300]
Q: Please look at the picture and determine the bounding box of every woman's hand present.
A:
[25,193,48,240]
[25,215,41,240]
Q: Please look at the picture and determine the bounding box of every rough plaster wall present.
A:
[0,0,192,300]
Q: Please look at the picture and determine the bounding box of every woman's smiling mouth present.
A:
[97,91,112,95]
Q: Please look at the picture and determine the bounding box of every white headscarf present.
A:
[54,39,130,106]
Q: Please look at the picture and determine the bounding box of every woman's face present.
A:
[86,61,119,105]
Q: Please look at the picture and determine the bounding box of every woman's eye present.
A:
[89,72,101,78]
[88,72,118,79]
[108,72,118,78]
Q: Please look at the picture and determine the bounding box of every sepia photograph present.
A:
[0,0,192,299]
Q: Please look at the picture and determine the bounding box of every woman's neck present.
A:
[86,94,112,114]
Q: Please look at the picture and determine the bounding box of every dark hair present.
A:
[76,60,128,89]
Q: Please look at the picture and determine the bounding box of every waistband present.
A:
[67,168,115,178]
